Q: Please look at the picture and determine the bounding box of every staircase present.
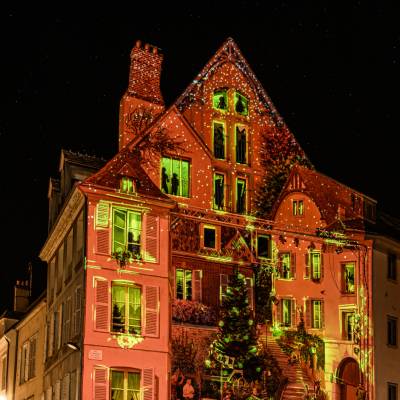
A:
[260,331,315,399]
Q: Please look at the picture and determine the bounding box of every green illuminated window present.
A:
[257,235,271,259]
[293,200,304,216]
[161,157,189,197]
[342,311,355,341]
[235,125,247,164]
[342,263,355,293]
[282,299,293,327]
[204,226,216,249]
[234,92,248,116]
[213,173,225,210]
[312,300,322,329]
[111,284,141,335]
[120,177,134,193]
[212,89,228,111]
[176,269,192,300]
[213,121,226,159]
[112,209,141,257]
[280,253,292,279]
[111,370,140,400]
[310,251,321,280]
[236,178,246,214]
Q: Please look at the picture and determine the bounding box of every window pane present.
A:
[214,174,225,210]
[176,269,184,299]
[313,301,321,328]
[112,286,126,332]
[257,235,270,258]
[113,210,126,252]
[282,299,291,326]
[236,126,247,164]
[111,371,124,400]
[298,200,304,215]
[185,270,192,300]
[181,160,189,197]
[213,122,225,159]
[236,179,246,214]
[293,201,297,215]
[344,263,355,293]
[127,212,141,256]
[213,90,228,111]
[234,92,248,115]
[204,227,216,248]
[282,253,291,279]
[128,287,141,335]
[312,252,321,279]
[161,157,172,194]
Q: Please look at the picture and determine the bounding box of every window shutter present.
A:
[320,253,324,281]
[305,253,310,278]
[291,299,296,328]
[95,279,109,332]
[142,368,154,400]
[144,286,159,337]
[96,229,110,255]
[277,299,282,325]
[28,336,36,379]
[321,300,325,329]
[93,367,108,400]
[74,287,82,335]
[245,277,254,309]
[305,299,311,328]
[96,203,110,228]
[192,270,202,302]
[291,253,296,278]
[62,373,70,400]
[143,214,159,263]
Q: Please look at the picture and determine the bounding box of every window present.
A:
[388,316,398,346]
[213,121,226,159]
[176,269,192,300]
[161,157,189,197]
[213,173,225,210]
[311,300,323,329]
[1,355,6,390]
[388,253,397,281]
[111,370,140,400]
[212,89,228,111]
[257,235,271,259]
[281,299,293,327]
[203,226,216,249]
[236,178,246,214]
[342,311,355,341]
[74,287,82,336]
[388,383,398,400]
[20,335,37,384]
[342,263,355,293]
[279,253,292,279]
[65,229,73,281]
[235,125,247,164]
[112,208,141,257]
[121,176,135,193]
[111,284,141,335]
[234,92,248,116]
[57,244,64,293]
[74,211,84,269]
[293,200,304,216]
[310,251,321,280]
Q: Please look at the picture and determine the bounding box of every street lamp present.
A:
[67,342,80,351]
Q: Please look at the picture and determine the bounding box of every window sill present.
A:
[277,277,295,281]
[387,344,398,349]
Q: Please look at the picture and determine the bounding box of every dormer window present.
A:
[212,89,228,111]
[234,92,248,116]
[120,177,135,193]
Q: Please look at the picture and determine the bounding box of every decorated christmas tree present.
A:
[207,267,264,381]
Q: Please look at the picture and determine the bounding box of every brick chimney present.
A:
[119,40,165,150]
[13,280,30,313]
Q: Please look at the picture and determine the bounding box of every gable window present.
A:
[112,208,141,257]
[234,92,248,116]
[161,157,189,197]
[342,311,355,341]
[388,253,397,281]
[213,121,226,159]
[236,178,246,214]
[279,253,292,279]
[111,284,141,335]
[388,316,398,346]
[121,177,134,193]
[213,173,225,210]
[342,263,355,294]
[235,125,247,164]
[257,234,271,259]
[212,89,228,111]
[293,200,304,216]
[111,370,140,400]
[388,383,398,400]
[204,226,216,249]
[311,300,323,329]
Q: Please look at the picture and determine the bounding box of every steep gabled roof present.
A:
[175,37,285,127]
[60,149,107,171]
[84,147,170,201]
[273,164,376,228]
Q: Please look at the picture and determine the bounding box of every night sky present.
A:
[1,3,399,313]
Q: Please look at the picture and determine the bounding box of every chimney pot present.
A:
[144,43,150,51]
[152,47,158,54]
[135,40,141,48]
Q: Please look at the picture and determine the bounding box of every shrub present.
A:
[172,299,218,326]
